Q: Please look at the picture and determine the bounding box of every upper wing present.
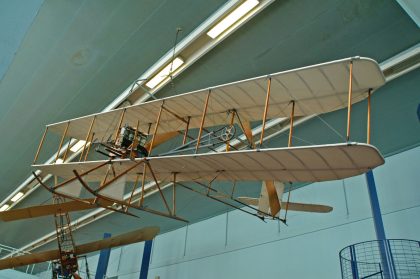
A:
[45,57,384,140]
[34,142,384,183]
[0,226,159,270]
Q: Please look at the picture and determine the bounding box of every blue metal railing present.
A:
[340,239,420,279]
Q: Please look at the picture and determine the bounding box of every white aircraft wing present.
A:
[45,57,385,141]
[34,142,384,183]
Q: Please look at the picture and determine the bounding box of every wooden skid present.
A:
[34,143,385,183]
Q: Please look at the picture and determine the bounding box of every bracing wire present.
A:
[293,98,346,141]
[168,27,183,95]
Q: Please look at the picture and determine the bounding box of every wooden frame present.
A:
[126,174,140,211]
[55,122,70,162]
[83,132,95,161]
[139,163,147,207]
[288,101,295,147]
[34,126,49,164]
[195,90,211,153]
[63,137,73,162]
[145,162,171,215]
[148,102,164,155]
[367,89,372,144]
[80,116,96,161]
[74,169,187,222]
[260,77,272,146]
[113,109,126,143]
[346,61,353,141]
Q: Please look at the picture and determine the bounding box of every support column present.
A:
[95,233,112,279]
[349,245,359,279]
[365,170,397,279]
[139,240,153,279]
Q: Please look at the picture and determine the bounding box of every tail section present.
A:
[238,181,332,216]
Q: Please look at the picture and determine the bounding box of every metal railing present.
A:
[340,239,420,279]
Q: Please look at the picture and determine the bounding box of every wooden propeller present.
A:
[0,226,159,270]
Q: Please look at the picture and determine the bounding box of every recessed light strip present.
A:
[207,0,260,39]
[145,57,185,89]
[0,204,9,212]
[10,192,24,202]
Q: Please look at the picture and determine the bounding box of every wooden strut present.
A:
[284,101,296,220]
[34,126,49,164]
[235,111,254,148]
[195,90,211,153]
[113,109,126,143]
[83,132,95,161]
[145,162,172,215]
[80,116,96,162]
[126,174,140,212]
[130,120,140,159]
[288,101,295,148]
[260,77,272,146]
[182,116,191,145]
[71,170,188,222]
[148,102,164,156]
[63,137,73,162]
[346,61,353,141]
[56,122,70,162]
[367,89,372,144]
[226,110,236,152]
[100,165,111,187]
[139,163,147,207]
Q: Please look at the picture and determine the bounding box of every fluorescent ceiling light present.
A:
[56,158,64,164]
[207,0,259,39]
[146,57,184,89]
[70,140,86,152]
[11,192,24,202]
[0,204,9,212]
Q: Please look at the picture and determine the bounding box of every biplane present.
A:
[0,57,385,276]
